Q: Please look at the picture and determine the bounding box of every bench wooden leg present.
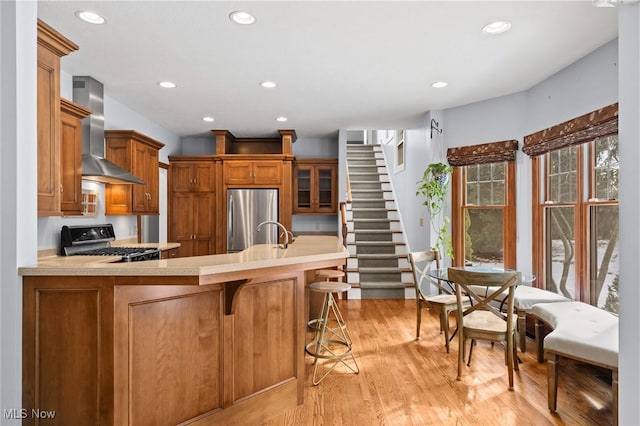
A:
[547,353,559,412]
[535,318,545,363]
[613,370,618,426]
[517,311,526,352]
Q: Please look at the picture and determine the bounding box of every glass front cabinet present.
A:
[293,159,337,214]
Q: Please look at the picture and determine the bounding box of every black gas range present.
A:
[61,224,161,262]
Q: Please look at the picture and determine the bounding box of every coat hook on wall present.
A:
[430,118,443,138]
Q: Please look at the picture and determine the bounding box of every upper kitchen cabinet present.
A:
[293,159,338,214]
[223,159,283,186]
[104,130,165,215]
[59,98,91,215]
[37,20,79,216]
[170,158,215,192]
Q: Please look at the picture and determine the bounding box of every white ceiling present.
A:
[37,1,618,139]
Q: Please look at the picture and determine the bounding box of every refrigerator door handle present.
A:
[228,196,234,244]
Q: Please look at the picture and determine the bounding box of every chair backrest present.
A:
[409,250,442,300]
[447,267,521,321]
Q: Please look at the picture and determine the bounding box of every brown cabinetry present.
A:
[104,130,164,215]
[169,157,216,257]
[224,160,282,185]
[171,161,214,192]
[293,159,338,214]
[37,20,78,216]
[170,192,215,257]
[59,98,91,215]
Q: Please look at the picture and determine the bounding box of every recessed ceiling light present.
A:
[431,81,448,89]
[593,0,618,7]
[202,116,215,122]
[158,81,176,89]
[75,10,106,25]
[482,21,512,35]
[276,116,288,122]
[261,81,277,89]
[229,11,256,25]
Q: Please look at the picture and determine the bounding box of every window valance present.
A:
[446,139,518,166]
[522,103,618,157]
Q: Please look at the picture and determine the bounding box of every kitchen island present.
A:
[19,235,348,426]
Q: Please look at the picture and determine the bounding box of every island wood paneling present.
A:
[232,279,296,401]
[22,277,114,426]
[22,237,345,424]
[127,289,223,425]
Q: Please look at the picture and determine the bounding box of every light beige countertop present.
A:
[19,236,347,277]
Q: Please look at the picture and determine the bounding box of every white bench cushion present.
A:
[514,286,569,311]
[532,301,618,368]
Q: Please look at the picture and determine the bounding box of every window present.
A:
[395,130,405,172]
[525,103,618,313]
[82,190,98,216]
[449,140,518,269]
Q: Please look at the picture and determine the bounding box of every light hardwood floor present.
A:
[267,299,613,426]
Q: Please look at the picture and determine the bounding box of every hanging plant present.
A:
[416,162,454,258]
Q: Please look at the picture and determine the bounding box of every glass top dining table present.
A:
[427,266,536,286]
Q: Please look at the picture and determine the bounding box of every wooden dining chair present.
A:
[447,267,522,390]
[410,250,465,353]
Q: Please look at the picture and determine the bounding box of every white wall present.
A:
[437,39,618,276]
[379,118,437,254]
[1,1,37,422]
[618,4,640,424]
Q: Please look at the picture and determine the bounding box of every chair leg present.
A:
[467,339,475,366]
[443,311,450,353]
[457,332,464,381]
[513,334,519,371]
[547,353,559,412]
[506,333,514,391]
[416,300,422,339]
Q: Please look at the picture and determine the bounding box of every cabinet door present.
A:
[171,162,214,193]
[193,163,214,192]
[253,161,282,185]
[60,107,83,215]
[224,161,253,185]
[171,193,196,257]
[37,45,62,216]
[105,140,133,215]
[293,164,314,214]
[132,142,148,213]
[193,193,214,256]
[171,163,195,192]
[145,146,159,213]
[314,164,337,213]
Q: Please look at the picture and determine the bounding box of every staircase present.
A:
[345,144,412,299]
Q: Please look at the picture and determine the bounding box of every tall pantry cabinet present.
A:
[37,19,79,216]
[168,157,217,258]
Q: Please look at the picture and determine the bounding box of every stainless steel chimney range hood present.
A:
[72,76,144,185]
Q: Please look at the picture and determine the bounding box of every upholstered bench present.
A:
[470,284,569,352]
[531,301,618,425]
[513,286,569,352]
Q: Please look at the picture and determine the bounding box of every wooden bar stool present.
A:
[305,281,359,385]
[315,269,348,300]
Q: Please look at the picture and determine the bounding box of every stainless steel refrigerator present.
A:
[227,188,279,252]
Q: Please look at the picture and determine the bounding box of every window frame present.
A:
[526,103,619,310]
[395,129,405,173]
[451,160,517,269]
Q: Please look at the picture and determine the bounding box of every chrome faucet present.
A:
[256,221,290,249]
